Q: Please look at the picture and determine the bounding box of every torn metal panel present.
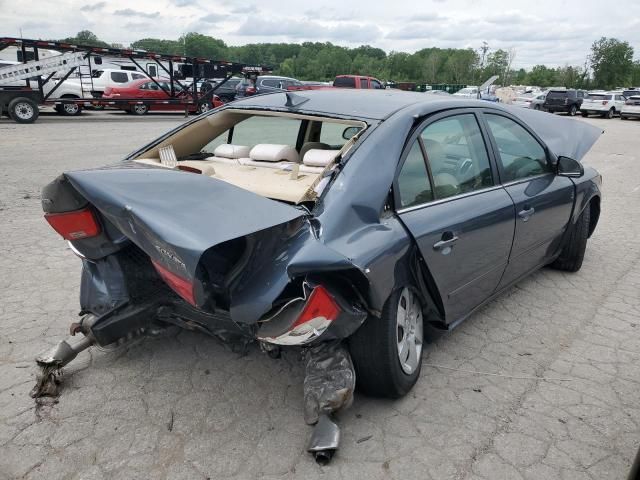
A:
[65,166,305,282]
[303,341,355,425]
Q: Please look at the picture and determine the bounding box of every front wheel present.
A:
[581,111,589,117]
[197,101,211,114]
[8,97,39,124]
[349,287,424,398]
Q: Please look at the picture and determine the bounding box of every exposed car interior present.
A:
[134,110,366,204]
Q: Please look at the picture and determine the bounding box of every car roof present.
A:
[227,88,482,121]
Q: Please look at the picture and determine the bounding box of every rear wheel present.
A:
[8,97,39,124]
[130,104,148,115]
[550,205,590,272]
[349,287,423,398]
[533,104,541,111]
[581,111,589,117]
[57,96,82,116]
[568,104,577,116]
[605,108,615,119]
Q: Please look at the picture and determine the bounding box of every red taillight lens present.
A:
[44,208,101,240]
[246,86,256,94]
[292,285,340,329]
[151,260,195,305]
[602,100,608,105]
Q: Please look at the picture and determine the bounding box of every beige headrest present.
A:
[214,144,251,159]
[249,144,299,163]
[303,149,339,167]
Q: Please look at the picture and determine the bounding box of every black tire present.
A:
[533,104,541,111]
[8,97,39,124]
[581,112,589,117]
[197,101,211,114]
[606,108,615,119]
[568,104,577,116]
[130,104,148,115]
[551,205,590,272]
[349,287,423,398]
[621,115,627,120]
[58,96,82,116]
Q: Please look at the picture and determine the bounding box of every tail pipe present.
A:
[35,335,94,369]
[307,414,340,465]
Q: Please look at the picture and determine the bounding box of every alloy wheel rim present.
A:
[134,105,147,114]
[64,104,79,114]
[396,287,423,375]
[15,103,34,120]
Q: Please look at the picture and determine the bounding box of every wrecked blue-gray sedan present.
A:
[36,89,603,462]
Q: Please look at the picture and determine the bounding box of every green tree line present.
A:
[62,30,640,90]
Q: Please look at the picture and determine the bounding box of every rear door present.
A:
[395,110,515,323]
[481,111,575,288]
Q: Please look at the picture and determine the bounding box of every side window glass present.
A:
[110,72,129,83]
[420,114,493,199]
[485,114,551,182]
[397,142,433,208]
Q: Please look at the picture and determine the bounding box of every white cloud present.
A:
[1,0,638,68]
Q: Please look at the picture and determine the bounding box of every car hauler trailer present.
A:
[0,37,271,123]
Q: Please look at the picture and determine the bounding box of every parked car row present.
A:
[510,87,640,120]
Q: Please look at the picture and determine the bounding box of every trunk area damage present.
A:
[34,164,368,462]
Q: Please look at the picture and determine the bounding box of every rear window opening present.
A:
[587,94,611,100]
[133,110,367,205]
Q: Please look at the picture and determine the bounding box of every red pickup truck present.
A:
[333,75,385,89]
[287,75,385,92]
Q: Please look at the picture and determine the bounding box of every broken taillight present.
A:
[44,208,101,240]
[151,260,196,306]
[258,285,342,345]
[292,285,341,329]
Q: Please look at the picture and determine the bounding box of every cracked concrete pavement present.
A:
[0,111,639,479]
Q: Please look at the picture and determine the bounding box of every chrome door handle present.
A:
[433,235,459,250]
[518,207,535,221]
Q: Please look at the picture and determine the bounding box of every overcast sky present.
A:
[3,0,639,69]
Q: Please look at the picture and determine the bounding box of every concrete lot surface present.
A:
[0,110,639,479]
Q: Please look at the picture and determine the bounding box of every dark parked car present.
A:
[543,88,587,115]
[200,77,242,103]
[37,90,602,462]
[235,75,305,97]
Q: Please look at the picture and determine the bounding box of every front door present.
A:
[395,112,515,323]
[482,112,575,288]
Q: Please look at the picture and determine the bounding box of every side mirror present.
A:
[557,156,584,177]
[342,126,360,140]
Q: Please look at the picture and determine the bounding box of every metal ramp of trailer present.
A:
[0,36,272,123]
[0,52,86,85]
